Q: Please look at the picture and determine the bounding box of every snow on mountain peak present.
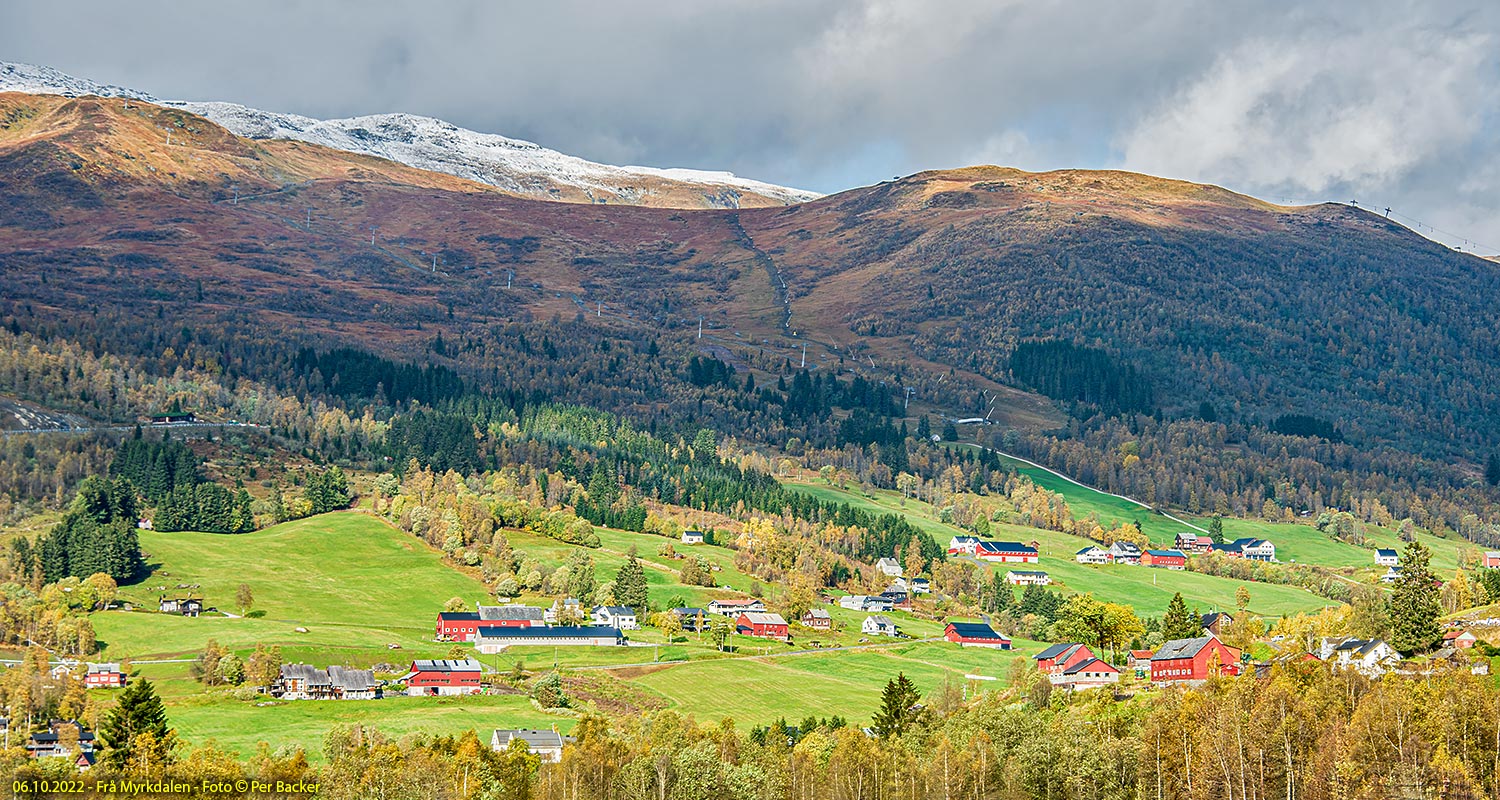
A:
[0,61,820,208]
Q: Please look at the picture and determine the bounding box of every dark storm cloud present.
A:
[4,0,1497,249]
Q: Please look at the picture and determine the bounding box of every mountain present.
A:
[5,90,1500,533]
[0,61,819,209]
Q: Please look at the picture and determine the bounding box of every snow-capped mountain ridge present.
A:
[0,61,819,208]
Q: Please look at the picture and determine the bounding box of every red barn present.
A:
[1142,549,1187,570]
[736,611,790,641]
[436,612,483,642]
[399,659,484,696]
[975,541,1040,563]
[1149,635,1241,684]
[944,621,1012,649]
[1484,551,1500,569]
[1033,643,1098,674]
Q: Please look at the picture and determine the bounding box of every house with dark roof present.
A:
[862,615,897,637]
[1149,635,1241,684]
[671,607,709,631]
[474,625,624,654]
[1374,548,1399,567]
[1033,643,1099,678]
[975,541,1040,563]
[159,596,202,616]
[909,578,931,594]
[1211,538,1276,561]
[1175,532,1213,553]
[1076,545,1111,565]
[708,598,765,617]
[1056,656,1120,689]
[948,535,981,555]
[944,621,1011,649]
[1109,541,1142,564]
[545,598,582,624]
[27,720,95,761]
[800,608,832,630]
[1200,612,1234,637]
[84,663,126,688]
[1318,637,1400,676]
[492,728,573,762]
[680,530,705,545]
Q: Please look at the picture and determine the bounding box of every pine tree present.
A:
[98,678,172,769]
[1208,515,1225,544]
[1162,592,1198,640]
[1390,540,1441,655]
[614,549,649,615]
[871,672,921,738]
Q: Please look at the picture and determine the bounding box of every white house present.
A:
[876,558,903,577]
[1320,637,1400,677]
[593,605,639,630]
[708,599,765,617]
[1076,546,1110,565]
[1381,566,1402,584]
[1005,570,1051,586]
[888,577,909,592]
[862,615,897,637]
[492,729,572,763]
[909,578,931,595]
[681,530,705,545]
[546,598,582,623]
[1374,549,1399,567]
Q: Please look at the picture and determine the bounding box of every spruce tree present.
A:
[614,549,649,615]
[99,678,171,769]
[1390,540,1441,655]
[1208,515,1224,544]
[1162,592,1198,641]
[871,672,921,738]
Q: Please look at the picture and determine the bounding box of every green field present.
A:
[787,480,1329,617]
[1188,515,1468,575]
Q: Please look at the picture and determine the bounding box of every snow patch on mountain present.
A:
[1,61,820,207]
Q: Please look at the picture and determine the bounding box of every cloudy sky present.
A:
[5,1,1498,251]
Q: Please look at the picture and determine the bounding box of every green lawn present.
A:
[1187,515,1468,576]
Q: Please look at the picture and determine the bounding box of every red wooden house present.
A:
[399,659,484,696]
[83,663,126,688]
[737,611,790,641]
[436,612,483,642]
[1142,549,1187,570]
[1149,635,1241,684]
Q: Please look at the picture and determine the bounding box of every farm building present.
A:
[876,557,904,577]
[1142,550,1187,570]
[479,604,546,627]
[862,615,897,636]
[83,663,126,689]
[880,590,912,609]
[1484,551,1500,568]
[1005,570,1050,586]
[492,729,573,763]
[398,659,484,696]
[975,541,1040,563]
[1150,635,1242,685]
[1211,538,1276,561]
[681,530,705,545]
[1128,649,1155,672]
[1319,637,1400,676]
[272,663,379,700]
[592,605,639,630]
[474,625,624,653]
[436,612,483,642]
[944,621,1011,649]
[1076,546,1110,564]
[1374,549,1399,567]
[1109,541,1142,564]
[801,608,832,630]
[737,611,790,640]
[1443,630,1477,649]
[947,535,980,555]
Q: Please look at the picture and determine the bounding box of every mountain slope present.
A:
[5,91,1500,524]
[0,61,819,209]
